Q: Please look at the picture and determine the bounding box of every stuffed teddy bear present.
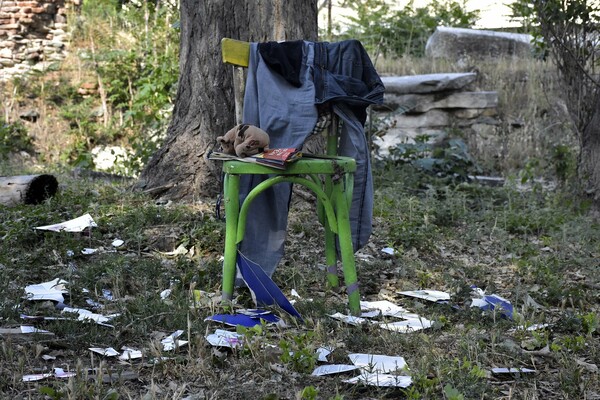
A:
[217,124,270,157]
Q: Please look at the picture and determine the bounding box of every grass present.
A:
[0,4,596,398]
[0,162,598,399]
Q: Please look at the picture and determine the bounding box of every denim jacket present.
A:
[238,40,384,278]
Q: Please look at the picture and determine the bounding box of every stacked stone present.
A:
[373,73,501,162]
[0,0,79,80]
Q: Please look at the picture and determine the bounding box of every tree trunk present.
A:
[579,93,600,205]
[135,0,318,200]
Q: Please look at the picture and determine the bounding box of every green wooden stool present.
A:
[219,38,361,315]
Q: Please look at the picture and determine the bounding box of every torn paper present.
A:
[491,367,535,375]
[316,346,334,362]
[89,347,120,357]
[162,330,188,351]
[61,307,119,327]
[360,300,420,319]
[378,318,433,333]
[205,329,244,349]
[329,312,367,326]
[24,278,68,302]
[119,347,143,361]
[348,353,407,373]
[312,364,360,376]
[398,289,450,302]
[35,213,97,232]
[343,372,412,388]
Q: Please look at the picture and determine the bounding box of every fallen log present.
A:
[0,174,58,206]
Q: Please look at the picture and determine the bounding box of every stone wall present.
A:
[0,0,79,80]
[373,73,502,166]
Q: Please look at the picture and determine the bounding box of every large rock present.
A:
[381,72,477,95]
[383,91,498,113]
[426,26,533,60]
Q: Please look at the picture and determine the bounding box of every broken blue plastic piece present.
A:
[205,313,280,328]
[237,251,302,320]
[483,294,514,319]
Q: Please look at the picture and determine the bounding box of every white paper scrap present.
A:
[162,330,188,351]
[491,367,535,374]
[22,373,53,382]
[119,347,143,360]
[54,368,76,379]
[398,289,450,302]
[349,353,408,373]
[89,347,120,357]
[312,364,360,376]
[343,372,412,388]
[512,323,550,332]
[360,300,420,319]
[20,325,52,334]
[61,307,119,326]
[35,213,97,232]
[205,329,245,348]
[24,278,68,302]
[329,312,367,326]
[381,247,397,255]
[378,318,434,333]
[81,248,98,255]
[316,346,334,362]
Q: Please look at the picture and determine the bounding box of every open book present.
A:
[209,148,302,170]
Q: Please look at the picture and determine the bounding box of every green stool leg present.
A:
[325,224,339,287]
[222,173,240,302]
[333,180,360,315]
[323,175,339,287]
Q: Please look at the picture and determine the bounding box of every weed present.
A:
[279,331,318,374]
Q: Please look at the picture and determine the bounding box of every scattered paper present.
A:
[348,353,407,373]
[360,300,420,319]
[119,347,143,361]
[54,368,76,378]
[491,367,535,375]
[81,248,98,255]
[111,239,124,248]
[378,318,433,333]
[20,325,52,334]
[316,346,334,362]
[343,372,412,388]
[398,289,450,303]
[511,323,550,332]
[61,307,119,327]
[381,247,397,255]
[205,329,245,349]
[312,364,360,376]
[89,347,120,357]
[22,368,76,382]
[161,330,188,351]
[34,213,97,232]
[22,373,53,382]
[24,278,68,302]
[329,312,367,326]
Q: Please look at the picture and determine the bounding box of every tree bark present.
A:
[579,93,600,204]
[136,0,318,200]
